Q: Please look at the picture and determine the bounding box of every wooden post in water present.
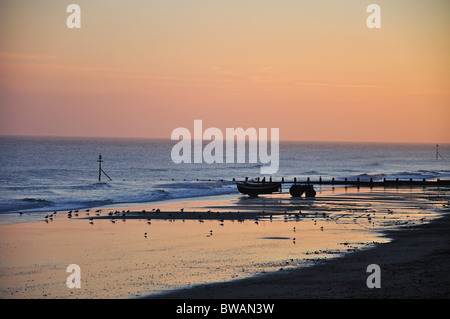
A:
[98,154,103,182]
[97,154,112,182]
[436,144,444,160]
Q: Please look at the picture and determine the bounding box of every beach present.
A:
[1,186,448,299]
[151,204,450,299]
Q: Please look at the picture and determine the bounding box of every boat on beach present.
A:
[236,181,282,197]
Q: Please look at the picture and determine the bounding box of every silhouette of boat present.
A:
[236,181,282,196]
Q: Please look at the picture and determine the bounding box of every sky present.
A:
[0,0,449,143]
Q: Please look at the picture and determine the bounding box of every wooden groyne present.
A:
[232,177,450,187]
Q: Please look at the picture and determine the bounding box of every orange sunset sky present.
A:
[0,0,449,143]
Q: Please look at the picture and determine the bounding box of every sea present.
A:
[1,136,449,224]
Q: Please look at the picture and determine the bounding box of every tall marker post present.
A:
[97,154,112,181]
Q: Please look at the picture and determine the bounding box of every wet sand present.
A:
[1,187,448,299]
[149,210,450,299]
[148,190,450,299]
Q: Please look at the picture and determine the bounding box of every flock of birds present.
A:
[37,206,332,244]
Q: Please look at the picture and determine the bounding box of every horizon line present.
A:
[1,133,449,146]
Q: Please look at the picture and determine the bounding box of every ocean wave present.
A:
[22,198,51,203]
[1,186,46,191]
[354,173,387,181]
[388,170,450,180]
[396,171,423,176]
[0,198,55,213]
[351,169,450,182]
[302,171,322,175]
[71,182,112,190]
[417,169,450,175]
[0,181,238,215]
[156,180,235,190]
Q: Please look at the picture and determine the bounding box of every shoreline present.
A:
[147,207,450,299]
[1,187,448,299]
